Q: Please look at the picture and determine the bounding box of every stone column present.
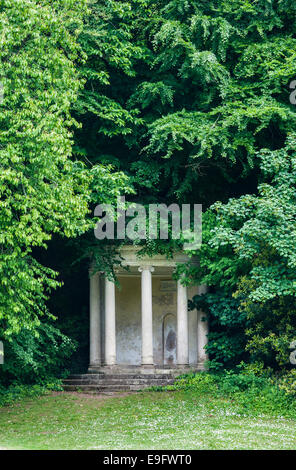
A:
[105,277,116,366]
[89,270,101,367]
[197,284,209,368]
[139,266,154,366]
[177,277,189,366]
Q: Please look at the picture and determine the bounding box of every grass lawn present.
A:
[0,390,295,450]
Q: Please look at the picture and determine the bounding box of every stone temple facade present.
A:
[64,246,209,392]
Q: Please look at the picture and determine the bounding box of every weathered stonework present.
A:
[69,246,210,391]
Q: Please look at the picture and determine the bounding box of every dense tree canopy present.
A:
[201,134,296,368]
[0,0,89,336]
[75,0,296,206]
[0,0,131,340]
[70,0,296,370]
[1,0,296,381]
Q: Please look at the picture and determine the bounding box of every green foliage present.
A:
[0,1,132,375]
[2,0,296,384]
[155,366,296,417]
[0,322,76,386]
[190,290,247,370]
[74,0,145,150]
[211,134,296,303]
[0,0,91,335]
[277,369,296,397]
[0,384,51,408]
[68,0,296,376]
[244,298,296,369]
[126,0,296,201]
[203,134,296,369]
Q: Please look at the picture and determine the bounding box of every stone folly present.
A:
[89,246,208,373]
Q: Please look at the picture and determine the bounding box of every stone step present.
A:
[68,374,104,379]
[65,375,174,382]
[64,384,149,392]
[68,373,175,379]
[87,367,195,375]
[64,378,174,386]
[63,369,185,393]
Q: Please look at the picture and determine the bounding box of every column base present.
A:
[88,363,103,374]
[104,361,117,367]
[88,362,101,368]
[197,361,208,371]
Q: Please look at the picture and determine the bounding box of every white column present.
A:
[105,277,116,366]
[197,284,209,367]
[89,270,101,367]
[139,266,154,366]
[177,277,189,365]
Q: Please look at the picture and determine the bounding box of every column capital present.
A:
[138,265,155,273]
[88,268,104,277]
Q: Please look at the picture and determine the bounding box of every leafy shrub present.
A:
[164,372,218,394]
[244,298,296,370]
[154,365,296,417]
[0,322,77,387]
[277,370,296,397]
[0,384,51,407]
[190,290,248,370]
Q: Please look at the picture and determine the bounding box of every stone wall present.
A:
[114,276,198,366]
